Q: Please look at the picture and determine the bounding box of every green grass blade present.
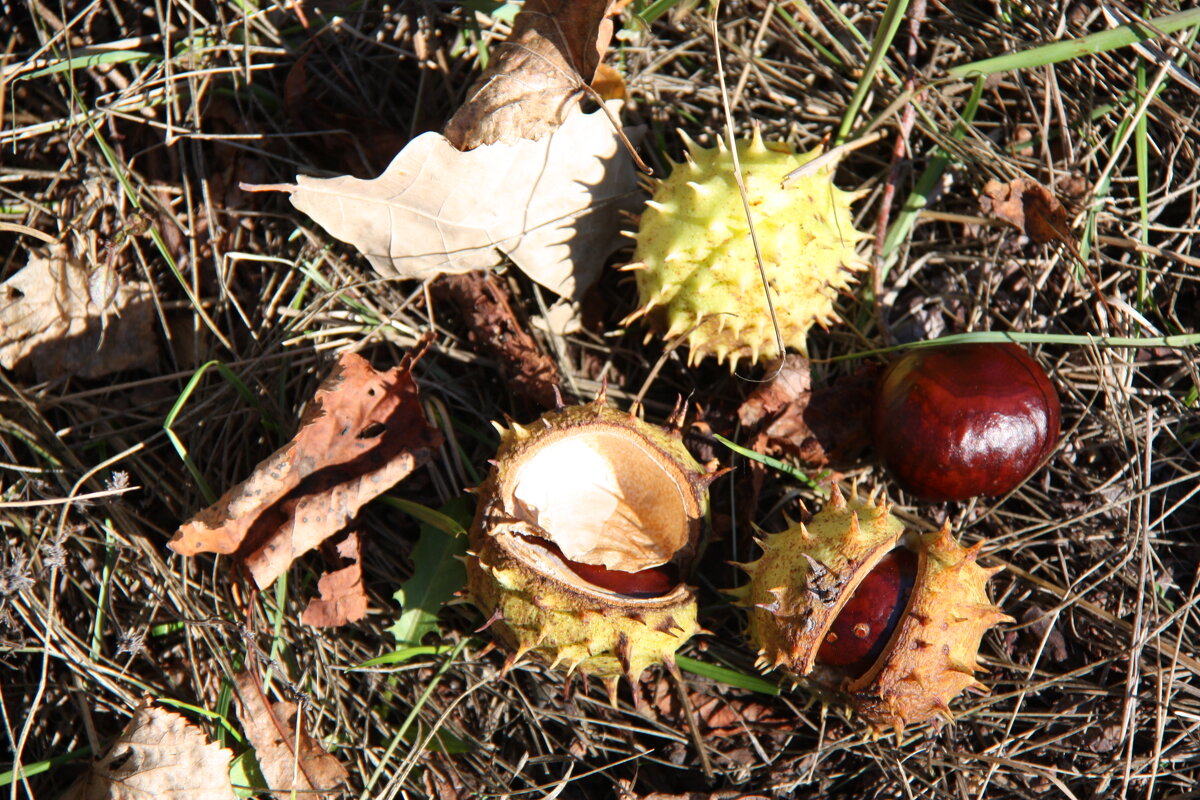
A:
[1135,60,1150,308]
[946,7,1200,78]
[163,360,272,504]
[777,6,845,69]
[676,655,780,695]
[634,0,692,27]
[88,521,119,660]
[353,645,456,668]
[156,697,244,743]
[381,496,469,537]
[712,434,827,493]
[878,75,985,272]
[360,639,469,799]
[23,50,158,79]
[835,0,911,144]
[0,748,91,786]
[833,330,1200,362]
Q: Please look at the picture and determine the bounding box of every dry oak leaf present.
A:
[300,530,368,627]
[169,346,442,589]
[980,177,1074,245]
[62,700,236,800]
[444,0,614,149]
[282,105,638,300]
[0,243,156,381]
[234,672,348,800]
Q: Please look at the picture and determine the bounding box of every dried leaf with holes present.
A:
[980,177,1074,245]
[169,344,441,591]
[0,243,156,381]
[62,701,236,800]
[276,105,638,300]
[731,485,1012,735]
[234,672,348,800]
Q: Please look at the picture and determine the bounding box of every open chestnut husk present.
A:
[871,342,1060,501]
[466,398,712,698]
[732,486,1012,734]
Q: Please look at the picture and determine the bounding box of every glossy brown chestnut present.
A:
[817,548,917,678]
[871,342,1060,501]
[530,536,679,598]
[564,558,677,598]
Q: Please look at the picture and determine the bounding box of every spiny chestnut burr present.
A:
[465,398,713,701]
[732,485,1012,734]
[626,129,868,369]
[871,342,1060,502]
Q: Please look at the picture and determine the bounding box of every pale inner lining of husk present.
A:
[510,431,689,572]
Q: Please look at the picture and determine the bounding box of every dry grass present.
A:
[2,1,1199,798]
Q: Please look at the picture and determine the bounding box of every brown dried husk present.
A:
[733,486,1012,734]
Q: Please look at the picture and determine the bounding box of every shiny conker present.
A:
[565,558,677,598]
[871,342,1060,501]
[817,548,917,678]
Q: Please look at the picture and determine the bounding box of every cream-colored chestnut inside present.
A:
[509,430,692,571]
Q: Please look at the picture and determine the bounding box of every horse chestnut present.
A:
[871,342,1060,501]
[564,556,678,598]
[817,548,917,678]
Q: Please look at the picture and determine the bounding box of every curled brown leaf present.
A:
[444,0,614,149]
[432,272,561,409]
[169,342,442,589]
[980,177,1074,245]
[737,357,880,467]
[234,672,348,799]
[300,531,369,627]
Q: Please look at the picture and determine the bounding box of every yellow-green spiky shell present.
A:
[629,132,868,368]
[466,399,709,689]
[467,545,699,683]
[733,485,905,675]
[733,486,1011,733]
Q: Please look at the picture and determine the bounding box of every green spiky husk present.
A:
[629,133,868,368]
[467,540,700,682]
[466,400,708,685]
[733,486,1012,733]
[733,486,905,675]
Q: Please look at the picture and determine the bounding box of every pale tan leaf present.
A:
[443,0,613,148]
[286,106,638,300]
[62,701,236,800]
[0,243,156,381]
[234,672,348,800]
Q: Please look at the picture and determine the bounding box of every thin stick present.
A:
[710,3,785,373]
[664,658,714,781]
